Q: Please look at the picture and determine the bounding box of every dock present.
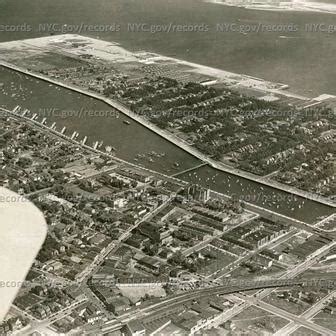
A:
[0,60,334,209]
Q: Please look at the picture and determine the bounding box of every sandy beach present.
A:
[206,0,336,14]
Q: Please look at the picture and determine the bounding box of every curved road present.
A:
[100,277,336,333]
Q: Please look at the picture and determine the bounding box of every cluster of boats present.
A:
[134,151,167,163]
[0,72,67,106]
[188,171,219,184]
[186,169,306,212]
[0,80,30,102]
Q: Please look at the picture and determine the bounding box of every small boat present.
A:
[123,120,130,125]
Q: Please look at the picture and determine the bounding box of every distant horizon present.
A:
[206,0,336,14]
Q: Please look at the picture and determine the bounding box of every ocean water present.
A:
[0,0,335,221]
[0,0,335,97]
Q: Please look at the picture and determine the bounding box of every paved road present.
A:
[273,290,336,336]
[196,240,336,333]
[18,297,87,335]
[76,194,175,286]
[99,276,336,334]
[182,212,259,258]
[240,294,335,336]
[214,227,297,279]
[1,65,334,209]
[9,305,38,323]
[98,236,336,334]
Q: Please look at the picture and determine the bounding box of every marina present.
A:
[0,65,334,224]
[2,2,336,335]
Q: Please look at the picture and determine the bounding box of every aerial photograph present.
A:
[0,0,335,335]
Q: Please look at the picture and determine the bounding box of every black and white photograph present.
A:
[0,0,336,335]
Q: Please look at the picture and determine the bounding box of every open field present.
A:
[290,326,322,336]
[231,305,289,335]
[117,285,167,303]
[312,313,336,332]
[0,34,308,100]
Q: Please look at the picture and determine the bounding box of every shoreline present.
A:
[0,34,311,101]
[0,60,335,209]
[205,0,336,14]
[2,105,333,228]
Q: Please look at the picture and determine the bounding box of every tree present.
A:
[169,251,185,266]
[17,157,32,168]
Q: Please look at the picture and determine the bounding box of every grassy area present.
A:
[312,311,336,332]
[117,284,166,303]
[231,305,288,335]
[290,326,322,336]
[263,290,311,316]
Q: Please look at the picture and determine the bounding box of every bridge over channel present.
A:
[171,162,208,177]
